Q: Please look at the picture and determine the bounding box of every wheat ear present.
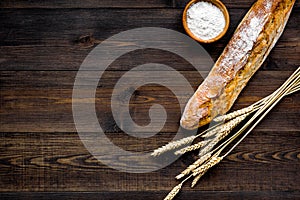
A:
[191,67,300,189]
[198,138,219,157]
[213,105,257,122]
[190,153,223,188]
[199,114,248,157]
[176,153,212,180]
[151,135,197,157]
[163,67,300,197]
[164,174,193,200]
[191,170,206,188]
[200,124,223,138]
[192,155,223,176]
[151,122,224,156]
[174,140,211,155]
[191,155,223,187]
[202,113,249,138]
[163,183,183,200]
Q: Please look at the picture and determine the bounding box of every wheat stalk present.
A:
[204,67,300,163]
[221,67,300,158]
[213,69,300,123]
[208,69,299,157]
[160,67,300,199]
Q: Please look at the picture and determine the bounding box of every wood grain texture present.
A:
[0,0,174,8]
[0,8,299,71]
[1,70,299,133]
[0,0,299,8]
[0,0,299,199]
[0,131,299,192]
[174,0,300,8]
[0,191,300,200]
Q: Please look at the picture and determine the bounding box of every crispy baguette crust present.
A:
[181,0,296,130]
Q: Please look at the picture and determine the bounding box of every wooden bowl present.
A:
[182,0,230,43]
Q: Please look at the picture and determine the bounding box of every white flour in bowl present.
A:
[187,1,226,40]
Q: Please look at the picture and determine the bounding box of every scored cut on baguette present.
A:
[180,0,296,130]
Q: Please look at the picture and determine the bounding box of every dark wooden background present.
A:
[0,0,299,199]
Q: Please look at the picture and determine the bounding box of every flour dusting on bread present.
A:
[180,0,296,130]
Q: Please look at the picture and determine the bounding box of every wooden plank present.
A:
[0,71,299,133]
[0,8,299,71]
[0,2,299,197]
[0,191,300,200]
[174,0,300,9]
[0,0,173,8]
[0,131,299,191]
[0,0,299,8]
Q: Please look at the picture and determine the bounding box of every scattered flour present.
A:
[187,1,226,40]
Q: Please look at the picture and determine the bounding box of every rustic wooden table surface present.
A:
[0,0,299,199]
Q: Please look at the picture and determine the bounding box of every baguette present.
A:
[180,0,296,130]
